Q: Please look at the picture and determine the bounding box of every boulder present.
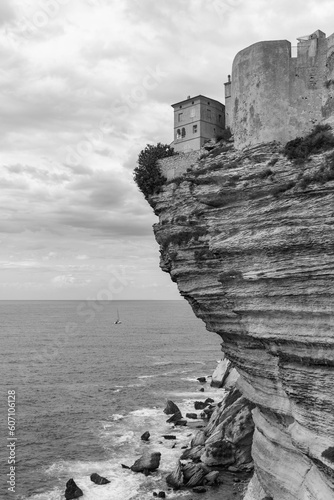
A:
[197,377,207,383]
[166,460,183,489]
[191,430,206,447]
[210,357,231,388]
[175,419,187,426]
[201,439,235,466]
[131,452,161,473]
[182,463,206,487]
[194,401,208,410]
[186,412,198,419]
[203,470,220,485]
[163,435,176,440]
[205,398,214,405]
[166,411,182,423]
[164,400,181,415]
[64,479,83,499]
[192,486,207,493]
[90,472,110,485]
[141,431,150,441]
[199,388,205,392]
[180,444,204,460]
[157,492,166,498]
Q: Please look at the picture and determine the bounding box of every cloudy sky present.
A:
[0,0,333,300]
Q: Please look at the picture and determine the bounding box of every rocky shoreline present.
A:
[64,358,254,499]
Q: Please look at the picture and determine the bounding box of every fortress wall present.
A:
[158,150,200,180]
[231,33,334,149]
[231,41,291,148]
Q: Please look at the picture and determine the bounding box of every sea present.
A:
[1,300,223,500]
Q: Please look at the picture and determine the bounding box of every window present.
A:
[193,125,197,134]
[190,107,196,118]
[218,114,222,123]
[181,128,186,138]
[176,129,181,139]
[178,112,183,122]
[207,109,211,120]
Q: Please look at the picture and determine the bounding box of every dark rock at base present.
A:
[186,413,197,419]
[192,486,207,493]
[163,435,176,440]
[166,460,183,489]
[90,473,110,485]
[141,431,150,441]
[199,388,205,392]
[131,452,161,473]
[153,493,157,497]
[158,492,166,498]
[164,400,181,415]
[166,411,182,423]
[65,478,83,499]
[121,464,130,469]
[175,419,187,426]
[197,377,207,383]
[194,401,208,410]
[204,398,214,404]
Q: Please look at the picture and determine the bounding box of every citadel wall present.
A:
[230,30,334,148]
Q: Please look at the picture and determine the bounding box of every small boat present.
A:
[114,309,122,324]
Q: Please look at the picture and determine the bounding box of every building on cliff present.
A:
[171,95,225,153]
[225,29,334,148]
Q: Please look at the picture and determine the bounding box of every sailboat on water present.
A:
[114,308,122,325]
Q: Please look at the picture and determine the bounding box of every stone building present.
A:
[171,95,225,152]
[225,29,334,149]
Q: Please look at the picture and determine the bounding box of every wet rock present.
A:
[192,486,207,493]
[141,431,150,441]
[191,430,206,447]
[164,400,181,415]
[157,492,166,498]
[64,478,83,499]
[203,470,220,485]
[175,419,187,426]
[204,398,214,405]
[199,388,205,392]
[121,464,130,469]
[182,463,206,487]
[201,439,236,466]
[163,435,176,440]
[130,452,161,473]
[166,411,182,423]
[186,413,198,419]
[194,401,208,410]
[90,472,110,485]
[197,377,207,383]
[166,460,183,489]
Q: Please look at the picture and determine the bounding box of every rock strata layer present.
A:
[150,141,334,499]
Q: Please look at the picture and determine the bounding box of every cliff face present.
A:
[150,142,334,499]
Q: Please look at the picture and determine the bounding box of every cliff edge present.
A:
[149,140,334,499]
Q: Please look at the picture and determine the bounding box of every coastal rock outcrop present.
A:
[64,478,83,499]
[90,472,110,485]
[150,140,334,499]
[131,451,161,474]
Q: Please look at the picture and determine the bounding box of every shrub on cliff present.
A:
[134,143,174,199]
[283,124,334,162]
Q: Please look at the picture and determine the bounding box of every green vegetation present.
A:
[134,143,174,199]
[283,124,334,162]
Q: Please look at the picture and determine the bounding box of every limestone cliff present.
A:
[150,141,334,499]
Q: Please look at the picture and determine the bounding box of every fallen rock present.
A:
[163,435,176,440]
[199,388,205,392]
[131,452,161,473]
[182,463,206,487]
[166,460,183,489]
[194,401,208,410]
[141,431,150,441]
[121,464,130,469]
[204,398,214,405]
[186,412,198,419]
[164,400,181,415]
[64,479,83,499]
[180,444,204,460]
[166,411,182,423]
[157,492,166,498]
[175,419,187,426]
[90,473,110,485]
[197,377,207,383]
[203,470,220,485]
[192,486,207,493]
[211,357,232,388]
